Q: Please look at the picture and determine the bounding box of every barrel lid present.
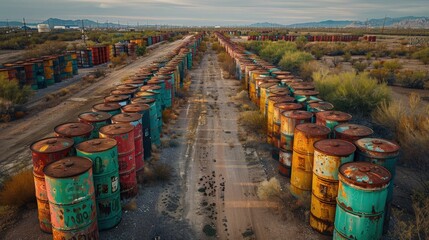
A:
[269,89,290,96]
[314,139,356,157]
[339,162,391,189]
[30,137,74,154]
[140,85,161,91]
[76,138,117,153]
[44,156,93,178]
[116,84,138,90]
[260,82,277,89]
[290,82,315,90]
[123,79,144,85]
[154,75,172,80]
[334,124,373,137]
[99,123,134,135]
[295,123,330,136]
[272,71,290,75]
[275,103,302,111]
[135,91,156,97]
[283,110,313,120]
[78,112,111,122]
[309,101,334,111]
[354,138,400,154]
[317,111,352,122]
[276,75,294,80]
[122,103,150,113]
[92,102,121,112]
[110,89,136,96]
[54,122,94,137]
[131,97,156,104]
[294,90,319,96]
[104,95,129,102]
[147,79,164,85]
[111,112,142,123]
[268,96,295,103]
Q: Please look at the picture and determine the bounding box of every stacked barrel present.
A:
[215,31,399,238]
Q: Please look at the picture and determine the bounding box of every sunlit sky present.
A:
[1,0,428,26]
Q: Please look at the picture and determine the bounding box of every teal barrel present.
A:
[293,90,321,106]
[147,78,166,110]
[44,156,99,239]
[307,101,334,123]
[92,102,122,116]
[131,97,158,153]
[54,122,94,146]
[334,162,391,240]
[334,124,373,143]
[155,75,173,108]
[76,139,122,230]
[104,94,130,107]
[354,138,400,233]
[316,111,352,138]
[135,91,162,145]
[78,112,112,139]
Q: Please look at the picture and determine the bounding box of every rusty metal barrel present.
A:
[273,103,302,149]
[334,123,373,143]
[54,122,94,146]
[44,157,99,239]
[334,162,391,240]
[76,139,122,230]
[259,82,278,116]
[78,112,112,139]
[92,102,121,116]
[354,138,400,233]
[307,101,334,123]
[290,123,330,199]
[99,123,137,199]
[267,95,295,144]
[310,139,356,235]
[131,97,159,149]
[316,111,352,138]
[104,94,130,107]
[30,137,74,232]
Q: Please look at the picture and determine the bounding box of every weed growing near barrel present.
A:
[0,169,35,207]
[239,111,267,135]
[0,76,33,105]
[279,51,313,74]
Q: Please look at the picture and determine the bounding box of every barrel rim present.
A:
[30,136,74,154]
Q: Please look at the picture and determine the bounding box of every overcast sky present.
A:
[1,0,428,26]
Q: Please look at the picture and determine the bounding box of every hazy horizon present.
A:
[1,0,429,26]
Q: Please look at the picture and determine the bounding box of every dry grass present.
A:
[162,109,177,124]
[142,162,173,183]
[239,111,267,135]
[0,169,35,207]
[373,93,429,169]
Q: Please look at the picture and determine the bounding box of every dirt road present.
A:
[0,36,192,182]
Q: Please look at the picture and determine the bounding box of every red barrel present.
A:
[99,123,137,199]
[30,137,74,232]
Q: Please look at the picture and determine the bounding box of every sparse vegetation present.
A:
[0,169,35,207]
[110,53,128,67]
[412,47,429,64]
[279,51,313,74]
[143,162,173,182]
[0,77,33,105]
[25,41,68,58]
[353,61,368,72]
[395,70,429,89]
[239,110,267,134]
[259,41,297,65]
[217,52,236,78]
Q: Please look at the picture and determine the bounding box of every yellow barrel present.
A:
[259,82,278,116]
[290,124,330,199]
[274,104,304,149]
[266,95,295,144]
[310,197,337,235]
[280,109,312,151]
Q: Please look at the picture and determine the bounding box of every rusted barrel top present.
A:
[93,102,121,112]
[354,138,400,155]
[31,137,74,154]
[275,103,302,112]
[317,111,352,122]
[111,113,142,123]
[295,123,331,137]
[339,162,391,189]
[122,103,150,113]
[78,112,111,123]
[314,139,356,157]
[76,138,117,153]
[99,123,134,136]
[283,110,313,120]
[54,122,93,137]
[44,156,92,178]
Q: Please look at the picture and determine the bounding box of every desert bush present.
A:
[395,70,429,89]
[211,42,221,52]
[92,68,106,78]
[412,47,429,64]
[372,93,429,169]
[299,60,323,81]
[369,68,391,84]
[25,41,68,58]
[259,41,297,64]
[343,52,352,62]
[295,35,308,50]
[353,61,369,73]
[373,60,383,69]
[110,53,127,66]
[217,52,236,78]
[136,45,146,56]
[383,59,402,72]
[0,77,33,105]
[239,111,267,134]
[313,71,390,114]
[243,41,266,54]
[279,51,313,74]
[0,169,35,207]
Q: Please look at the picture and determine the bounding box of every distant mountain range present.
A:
[249,16,429,29]
[0,18,123,28]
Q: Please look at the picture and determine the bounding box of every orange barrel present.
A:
[44,157,99,239]
[99,123,137,199]
[310,139,356,235]
[121,103,152,161]
[30,137,74,233]
[290,123,330,199]
[334,123,373,143]
[92,102,122,117]
[78,112,112,139]
[104,94,130,107]
[54,122,94,146]
[273,103,302,149]
[267,95,295,144]
[111,113,144,172]
[316,111,352,138]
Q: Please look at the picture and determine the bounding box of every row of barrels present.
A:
[215,32,398,239]
[0,53,78,90]
[247,34,373,42]
[28,33,204,240]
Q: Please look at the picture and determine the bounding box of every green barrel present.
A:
[131,97,158,152]
[54,122,94,146]
[187,51,193,69]
[157,75,173,108]
[76,139,122,230]
[354,138,400,233]
[52,57,61,83]
[44,157,99,239]
[92,102,122,116]
[334,162,391,240]
[307,101,334,123]
[135,91,162,144]
[147,78,166,110]
[78,112,112,139]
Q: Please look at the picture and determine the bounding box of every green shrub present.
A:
[343,52,352,62]
[353,61,368,73]
[279,51,313,74]
[239,111,267,134]
[412,47,429,64]
[299,61,323,81]
[383,59,402,72]
[0,77,33,105]
[395,70,429,89]
[259,41,297,65]
[369,68,391,84]
[136,45,146,56]
[313,71,390,114]
[25,40,68,58]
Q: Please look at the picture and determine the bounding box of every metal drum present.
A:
[267,95,295,144]
[334,162,391,240]
[334,124,373,143]
[354,138,400,233]
[293,90,320,105]
[78,112,112,139]
[259,82,278,116]
[111,113,143,173]
[131,97,160,148]
[280,110,312,151]
[316,111,352,137]
[147,78,166,110]
[290,123,330,199]
[307,101,334,123]
[310,139,356,235]
[54,122,94,146]
[92,102,121,116]
[273,103,302,149]
[122,103,152,161]
[104,94,130,107]
[44,157,99,240]
[76,139,122,230]
[30,137,74,233]
[110,89,136,98]
[99,123,137,199]
[135,91,162,139]
[289,82,315,93]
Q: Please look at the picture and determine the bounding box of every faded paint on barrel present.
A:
[110,89,136,98]
[310,139,356,235]
[78,112,112,139]
[54,122,94,146]
[92,102,121,116]
[131,97,160,148]
[104,94,130,106]
[334,162,391,240]
[293,90,320,104]
[273,103,302,148]
[259,82,278,116]
[76,139,122,230]
[44,157,99,240]
[267,95,295,144]
[316,111,352,137]
[334,123,373,143]
[290,123,330,199]
[280,110,312,151]
[99,123,137,199]
[278,148,292,177]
